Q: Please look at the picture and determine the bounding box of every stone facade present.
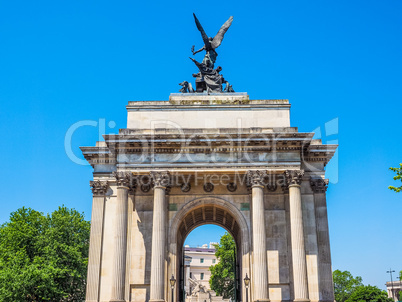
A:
[184,244,217,292]
[386,281,402,301]
[81,93,337,302]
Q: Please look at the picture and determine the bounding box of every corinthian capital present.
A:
[247,170,267,188]
[310,177,329,193]
[284,170,304,186]
[90,180,109,196]
[113,172,131,188]
[150,171,170,189]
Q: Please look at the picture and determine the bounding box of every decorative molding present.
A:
[227,182,237,192]
[203,182,214,193]
[284,170,304,186]
[246,170,267,188]
[90,180,109,196]
[310,177,329,193]
[150,171,170,189]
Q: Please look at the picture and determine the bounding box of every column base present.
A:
[149,300,166,302]
[253,299,270,302]
[109,300,125,302]
[294,299,310,302]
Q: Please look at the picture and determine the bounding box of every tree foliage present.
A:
[0,206,90,301]
[209,232,236,300]
[345,285,393,302]
[333,270,363,302]
[389,163,402,192]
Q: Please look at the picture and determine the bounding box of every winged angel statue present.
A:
[191,13,233,69]
[179,14,234,93]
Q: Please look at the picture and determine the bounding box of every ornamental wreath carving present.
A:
[227,182,237,192]
[90,180,109,196]
[181,183,191,193]
[203,182,214,193]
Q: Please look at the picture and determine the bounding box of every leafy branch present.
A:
[389,163,402,193]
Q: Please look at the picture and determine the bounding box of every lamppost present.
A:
[170,274,176,302]
[244,273,250,302]
[387,268,396,301]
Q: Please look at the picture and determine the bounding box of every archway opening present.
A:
[175,202,244,302]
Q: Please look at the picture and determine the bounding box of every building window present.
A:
[190,272,192,278]
[212,259,216,264]
[200,273,204,280]
[200,258,204,263]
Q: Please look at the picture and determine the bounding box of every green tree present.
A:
[209,232,236,300]
[0,206,90,301]
[389,163,402,192]
[333,270,363,302]
[345,285,393,302]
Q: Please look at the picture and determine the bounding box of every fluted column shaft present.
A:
[286,170,309,302]
[150,171,169,302]
[252,185,270,301]
[248,170,270,302]
[110,173,131,302]
[86,181,108,302]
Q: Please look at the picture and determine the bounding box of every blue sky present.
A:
[1,0,401,290]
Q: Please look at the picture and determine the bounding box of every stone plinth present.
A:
[126,93,290,129]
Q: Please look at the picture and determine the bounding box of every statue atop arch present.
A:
[191,13,233,69]
[179,14,235,93]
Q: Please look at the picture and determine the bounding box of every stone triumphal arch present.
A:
[81,93,337,302]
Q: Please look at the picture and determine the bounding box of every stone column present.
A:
[247,170,270,302]
[150,171,170,302]
[110,172,133,302]
[310,177,335,302]
[86,180,109,302]
[184,256,192,297]
[285,170,309,302]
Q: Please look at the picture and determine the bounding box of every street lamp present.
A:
[387,269,396,301]
[244,273,250,302]
[170,275,176,302]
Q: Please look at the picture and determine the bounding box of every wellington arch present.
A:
[81,93,337,302]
